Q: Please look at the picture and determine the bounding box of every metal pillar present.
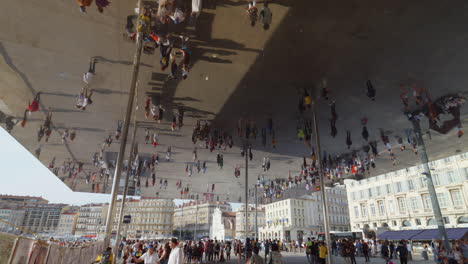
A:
[103,0,144,248]
[245,143,249,241]
[179,205,183,240]
[113,120,139,252]
[194,202,199,240]
[254,184,258,241]
[312,101,333,264]
[412,119,451,252]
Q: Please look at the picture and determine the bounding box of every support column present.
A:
[245,143,249,241]
[312,101,333,264]
[113,120,138,252]
[412,119,451,252]
[103,0,144,248]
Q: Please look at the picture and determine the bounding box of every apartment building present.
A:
[21,204,66,234]
[173,201,232,239]
[345,152,468,236]
[112,198,174,239]
[235,205,265,239]
[260,188,350,242]
[75,203,109,236]
[56,212,78,236]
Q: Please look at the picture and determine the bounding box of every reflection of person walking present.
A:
[259,2,272,30]
[346,130,352,149]
[366,80,376,101]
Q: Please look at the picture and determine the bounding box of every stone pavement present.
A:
[116,251,436,264]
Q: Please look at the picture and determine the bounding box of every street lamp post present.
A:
[103,0,144,249]
[312,101,333,264]
[411,118,451,252]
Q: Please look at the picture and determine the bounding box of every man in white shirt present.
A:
[133,245,159,264]
[168,238,183,264]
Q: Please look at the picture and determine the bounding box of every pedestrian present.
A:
[318,242,327,264]
[396,241,408,264]
[366,80,376,101]
[83,58,97,84]
[362,126,369,141]
[95,0,110,13]
[267,243,284,264]
[421,245,429,260]
[250,246,264,264]
[168,238,183,264]
[132,245,158,264]
[362,241,370,262]
[77,0,93,13]
[93,247,114,264]
[114,120,122,140]
[28,92,41,114]
[247,1,258,27]
[259,2,272,30]
[346,130,352,149]
[381,241,390,263]
[389,241,395,259]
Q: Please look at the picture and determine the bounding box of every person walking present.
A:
[318,242,327,264]
[267,243,284,264]
[264,239,271,261]
[362,241,370,262]
[381,241,390,263]
[168,238,183,264]
[389,241,395,259]
[396,241,409,264]
[366,80,376,101]
[259,2,272,30]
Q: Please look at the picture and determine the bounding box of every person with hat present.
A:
[133,245,159,264]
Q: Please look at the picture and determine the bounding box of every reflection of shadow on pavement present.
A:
[93,88,129,95]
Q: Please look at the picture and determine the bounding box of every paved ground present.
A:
[115,251,435,264]
[1,0,468,201]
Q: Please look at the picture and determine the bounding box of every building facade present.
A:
[21,204,66,234]
[56,212,78,236]
[260,190,350,243]
[174,201,232,239]
[112,198,174,239]
[0,208,25,234]
[346,152,468,236]
[0,195,48,207]
[235,206,265,239]
[306,186,351,232]
[75,203,109,237]
[211,208,236,241]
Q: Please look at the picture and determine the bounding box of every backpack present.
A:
[99,251,111,264]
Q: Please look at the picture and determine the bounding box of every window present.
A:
[386,184,392,194]
[462,168,468,180]
[437,193,449,208]
[405,180,415,191]
[360,204,367,217]
[353,206,359,218]
[402,220,411,227]
[359,190,364,199]
[450,190,463,207]
[392,220,397,226]
[419,177,427,188]
[370,204,376,216]
[422,194,432,210]
[376,186,381,196]
[415,219,422,225]
[351,192,356,201]
[396,182,403,193]
[446,171,456,184]
[460,153,468,159]
[433,174,440,186]
[388,200,395,214]
[443,217,450,224]
[444,157,452,164]
[378,201,385,215]
[368,188,373,198]
[398,198,407,212]
[409,197,419,211]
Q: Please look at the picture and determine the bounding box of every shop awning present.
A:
[378,228,468,241]
[377,230,424,240]
[410,228,468,240]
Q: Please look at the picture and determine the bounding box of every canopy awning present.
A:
[377,228,468,241]
[411,228,468,240]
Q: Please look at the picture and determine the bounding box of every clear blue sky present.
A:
[0,127,241,210]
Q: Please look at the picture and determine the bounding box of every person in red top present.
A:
[28,92,41,114]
